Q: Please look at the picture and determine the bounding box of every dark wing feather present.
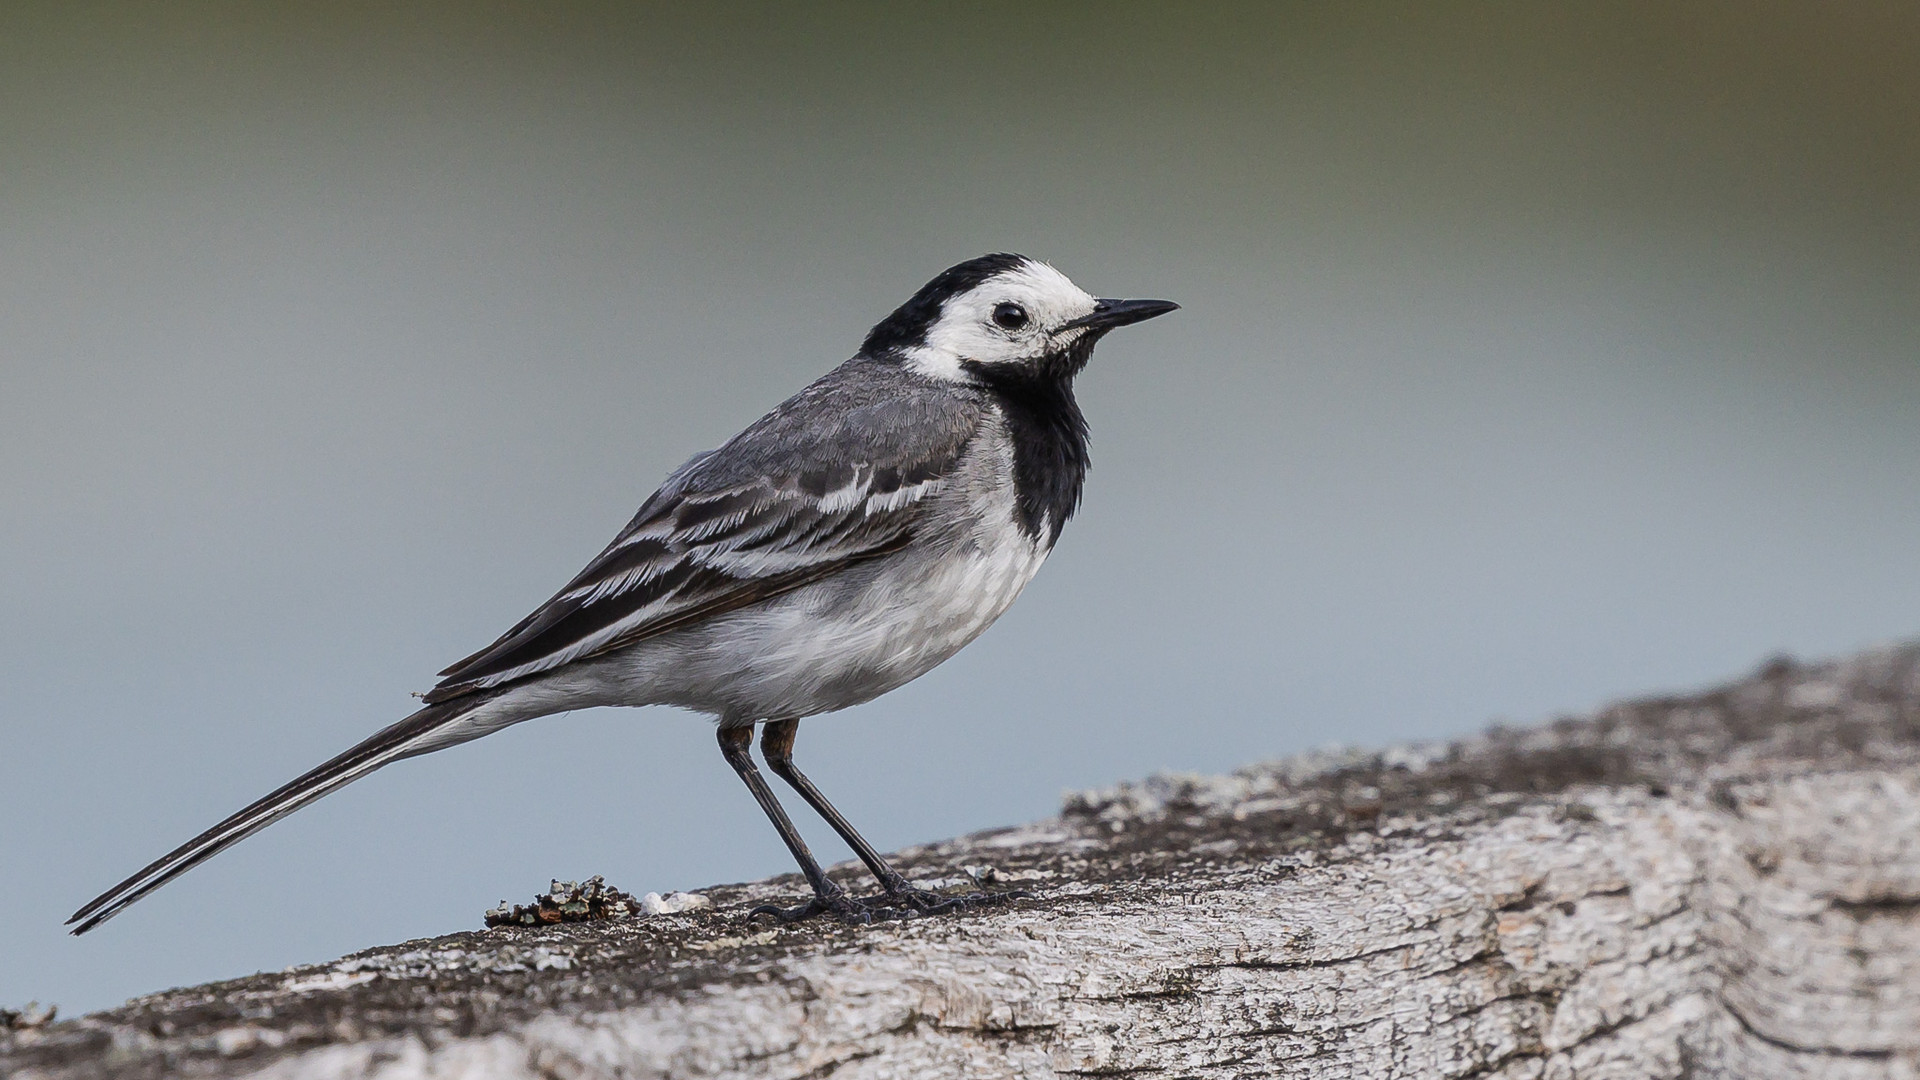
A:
[427,360,982,702]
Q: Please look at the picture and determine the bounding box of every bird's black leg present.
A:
[716,724,866,923]
[759,718,1018,916]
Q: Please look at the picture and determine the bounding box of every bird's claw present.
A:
[749,891,878,924]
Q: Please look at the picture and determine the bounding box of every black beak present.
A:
[1060,297,1180,333]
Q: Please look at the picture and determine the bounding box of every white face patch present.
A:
[900,259,1100,382]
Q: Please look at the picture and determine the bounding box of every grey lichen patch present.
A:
[484,875,663,927]
[1,1003,56,1033]
[326,942,579,979]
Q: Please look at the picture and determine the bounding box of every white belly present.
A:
[618,524,1051,722]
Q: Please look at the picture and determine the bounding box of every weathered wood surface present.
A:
[9,644,1920,1079]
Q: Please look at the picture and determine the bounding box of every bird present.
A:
[68,253,1177,932]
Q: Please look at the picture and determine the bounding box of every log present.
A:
[8,643,1920,1079]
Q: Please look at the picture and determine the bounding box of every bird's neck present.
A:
[965,361,1090,546]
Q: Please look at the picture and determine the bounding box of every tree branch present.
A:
[10,644,1920,1078]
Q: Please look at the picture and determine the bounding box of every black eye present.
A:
[991,302,1028,331]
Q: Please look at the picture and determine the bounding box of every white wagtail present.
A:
[69,254,1177,930]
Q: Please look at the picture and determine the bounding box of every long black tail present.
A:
[68,693,498,935]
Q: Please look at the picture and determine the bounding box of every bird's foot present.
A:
[749,888,885,924]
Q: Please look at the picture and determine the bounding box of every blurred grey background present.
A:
[4,1,1917,1016]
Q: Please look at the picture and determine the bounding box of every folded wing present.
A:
[428,368,982,702]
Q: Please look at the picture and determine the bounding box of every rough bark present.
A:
[10,644,1920,1079]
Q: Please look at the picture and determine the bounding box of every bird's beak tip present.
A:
[1064,297,1181,333]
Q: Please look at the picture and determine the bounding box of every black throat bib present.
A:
[962,346,1093,546]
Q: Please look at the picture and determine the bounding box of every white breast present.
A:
[745,526,1048,714]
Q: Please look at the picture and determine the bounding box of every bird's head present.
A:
[860,253,1177,383]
